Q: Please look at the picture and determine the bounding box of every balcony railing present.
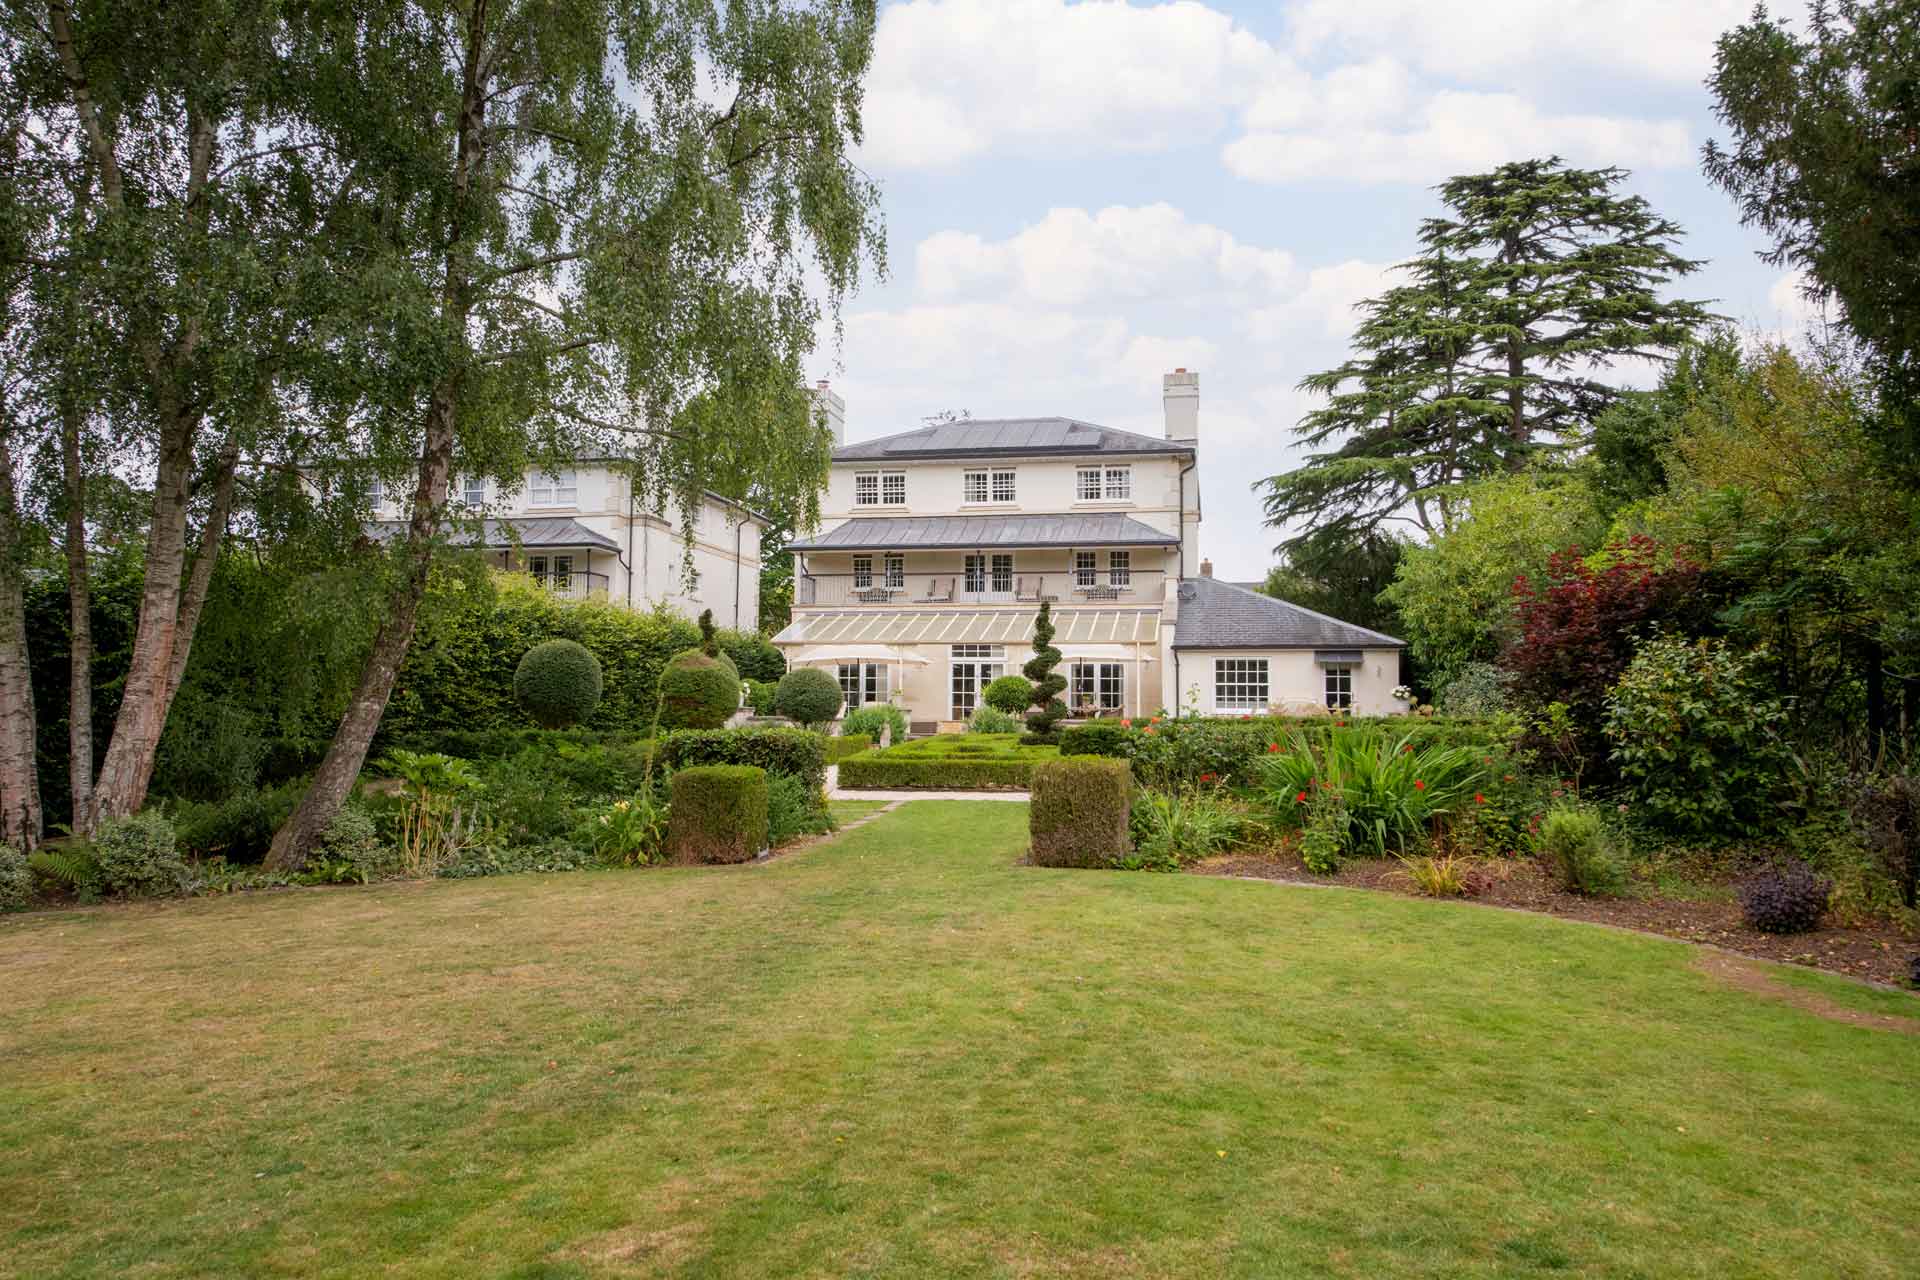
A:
[519,568,611,601]
[796,570,1165,608]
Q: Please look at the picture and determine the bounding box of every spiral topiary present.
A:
[775,666,843,728]
[514,639,605,729]
[1022,600,1068,740]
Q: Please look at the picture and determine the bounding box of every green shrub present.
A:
[1029,758,1132,868]
[93,811,190,898]
[983,674,1034,715]
[719,630,786,683]
[1021,601,1068,739]
[439,841,596,879]
[824,733,873,763]
[767,773,832,845]
[1260,727,1488,856]
[1299,789,1348,875]
[668,765,769,864]
[513,639,605,729]
[967,705,1022,734]
[843,703,908,744]
[578,789,669,866]
[173,778,308,863]
[316,804,397,881]
[657,650,741,730]
[742,678,780,716]
[1435,662,1510,717]
[1126,715,1517,790]
[836,756,1037,790]
[774,666,843,727]
[1536,805,1626,896]
[381,726,651,762]
[1058,721,1129,757]
[1605,636,1793,841]
[0,843,29,911]
[26,846,103,899]
[657,727,827,796]
[1124,787,1251,871]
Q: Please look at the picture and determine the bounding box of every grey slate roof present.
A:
[1173,575,1404,650]
[787,512,1179,552]
[367,516,621,553]
[833,417,1194,462]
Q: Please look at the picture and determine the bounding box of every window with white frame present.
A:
[881,471,907,505]
[1069,662,1124,713]
[1102,466,1131,500]
[1108,550,1131,586]
[838,662,888,709]
[991,469,1016,502]
[964,554,987,593]
[529,469,577,506]
[1215,658,1270,711]
[964,470,989,503]
[1074,550,1097,586]
[990,553,1013,592]
[962,469,1014,504]
[852,556,873,589]
[883,553,904,589]
[1325,664,1354,711]
[1076,468,1103,501]
[854,472,879,505]
[369,475,387,507]
[462,475,486,507]
[949,644,1005,719]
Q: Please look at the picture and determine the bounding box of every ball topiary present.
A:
[514,639,605,729]
[775,666,843,727]
[983,673,1034,715]
[1739,862,1832,934]
[658,650,742,730]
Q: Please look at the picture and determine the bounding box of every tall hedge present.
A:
[658,726,827,795]
[668,765,769,864]
[1029,758,1132,868]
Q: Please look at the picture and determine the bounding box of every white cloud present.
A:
[1285,0,1798,88]
[917,203,1293,305]
[1225,91,1691,186]
[1765,268,1834,341]
[863,0,1281,171]
[1247,258,1397,343]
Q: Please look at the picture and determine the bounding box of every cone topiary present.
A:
[1022,600,1068,741]
[514,639,605,729]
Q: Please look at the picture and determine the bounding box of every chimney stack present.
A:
[1163,368,1198,445]
[811,379,846,447]
[1199,558,1213,578]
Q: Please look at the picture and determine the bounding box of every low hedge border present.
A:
[824,734,873,763]
[657,727,827,795]
[834,756,1036,790]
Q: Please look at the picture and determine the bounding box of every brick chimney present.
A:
[1199,558,1213,578]
[811,379,846,447]
[1163,368,1198,444]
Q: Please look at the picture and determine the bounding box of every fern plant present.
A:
[28,846,105,900]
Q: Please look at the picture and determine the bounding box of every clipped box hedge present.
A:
[823,733,873,763]
[835,755,1037,790]
[668,765,769,864]
[658,726,827,795]
[1029,758,1133,868]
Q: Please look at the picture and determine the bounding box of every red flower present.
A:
[1402,744,1413,753]
[1295,790,1308,804]
[1267,742,1281,753]
[1474,793,1486,805]
[1413,779,1426,791]
[1142,727,1156,736]
[1120,718,1132,728]
[1199,772,1217,784]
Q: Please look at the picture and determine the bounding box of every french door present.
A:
[950,644,1005,719]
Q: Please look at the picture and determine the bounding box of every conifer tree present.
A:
[1022,600,1066,739]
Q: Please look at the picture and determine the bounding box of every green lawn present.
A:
[2,801,1916,1278]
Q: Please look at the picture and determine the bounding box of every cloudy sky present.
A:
[810,0,1819,580]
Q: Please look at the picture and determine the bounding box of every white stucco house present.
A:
[771,371,1405,730]
[366,463,768,630]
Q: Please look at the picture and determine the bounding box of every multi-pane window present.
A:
[883,554,904,589]
[962,469,1016,503]
[991,553,1014,592]
[950,645,1006,719]
[369,476,387,507]
[1074,550,1097,586]
[855,472,879,505]
[1102,467,1131,500]
[852,556,873,589]
[991,469,1016,502]
[1077,466,1131,500]
[1215,658,1270,711]
[854,471,904,505]
[1325,665,1354,711]
[462,475,486,507]
[1069,662,1124,713]
[964,554,987,593]
[838,662,887,709]
[1108,550,1131,586]
[529,469,577,506]
[952,644,1004,659]
[881,471,907,505]
[1076,468,1103,501]
[964,470,989,503]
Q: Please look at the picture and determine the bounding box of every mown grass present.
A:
[2,800,1916,1279]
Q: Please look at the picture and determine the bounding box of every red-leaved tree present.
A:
[1503,536,1704,769]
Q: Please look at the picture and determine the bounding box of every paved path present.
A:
[825,764,1029,803]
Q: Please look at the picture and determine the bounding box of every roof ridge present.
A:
[1202,576,1406,647]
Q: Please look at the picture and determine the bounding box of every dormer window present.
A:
[529,469,577,507]
[856,470,906,506]
[963,468,1016,503]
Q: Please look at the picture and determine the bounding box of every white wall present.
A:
[1173,648,1403,718]
[818,454,1188,539]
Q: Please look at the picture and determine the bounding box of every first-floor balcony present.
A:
[796,568,1166,609]
[516,567,611,601]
